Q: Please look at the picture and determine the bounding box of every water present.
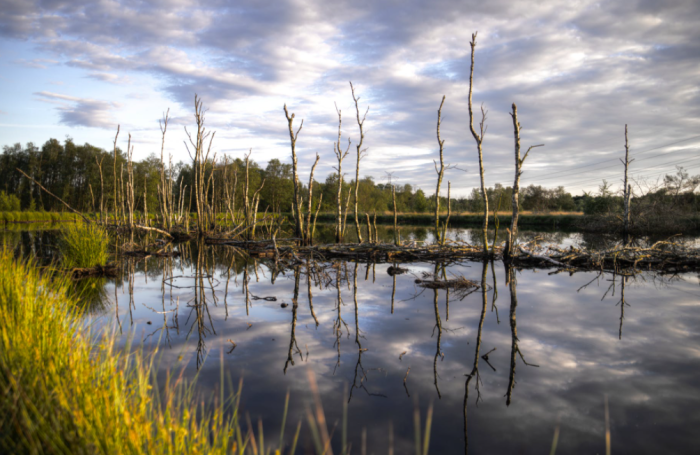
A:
[90,238,699,454]
[5,225,700,453]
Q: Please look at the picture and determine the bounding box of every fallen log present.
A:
[415,276,480,290]
[71,263,118,279]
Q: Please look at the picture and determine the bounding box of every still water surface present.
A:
[6,226,700,453]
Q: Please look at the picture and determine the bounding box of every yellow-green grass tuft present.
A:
[59,222,110,269]
[0,249,245,453]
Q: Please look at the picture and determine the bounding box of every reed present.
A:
[59,222,110,269]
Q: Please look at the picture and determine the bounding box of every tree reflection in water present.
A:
[505,264,539,407]
[463,260,489,454]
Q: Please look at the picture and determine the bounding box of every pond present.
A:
[6,226,700,453]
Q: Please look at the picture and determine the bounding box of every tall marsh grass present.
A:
[0,249,248,453]
[59,222,110,269]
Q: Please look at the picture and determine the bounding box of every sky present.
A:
[0,0,699,197]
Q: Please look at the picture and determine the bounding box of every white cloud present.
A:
[12,57,59,69]
[85,72,130,84]
[34,91,119,128]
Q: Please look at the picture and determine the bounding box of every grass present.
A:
[59,222,110,269]
[0,211,81,224]
[0,248,248,453]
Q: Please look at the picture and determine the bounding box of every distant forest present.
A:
[1,138,698,216]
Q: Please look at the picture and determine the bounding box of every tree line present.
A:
[1,138,698,217]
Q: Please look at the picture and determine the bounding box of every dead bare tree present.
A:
[441,181,452,245]
[158,109,172,230]
[95,155,105,223]
[112,125,120,225]
[434,96,457,245]
[304,153,320,246]
[126,134,135,228]
[311,192,323,241]
[468,32,489,254]
[392,185,398,246]
[505,103,544,260]
[333,103,351,243]
[184,94,215,234]
[119,163,125,225]
[622,125,634,243]
[243,150,252,236]
[283,104,304,240]
[350,81,369,243]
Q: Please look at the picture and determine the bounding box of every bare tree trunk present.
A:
[507,103,522,260]
[95,155,105,224]
[305,154,320,246]
[333,104,351,243]
[441,181,451,245]
[372,211,378,244]
[112,125,120,225]
[342,191,351,240]
[468,32,489,254]
[350,81,369,244]
[119,164,126,226]
[392,185,398,246]
[143,182,148,227]
[283,104,304,240]
[622,125,633,243]
[126,134,134,228]
[88,183,95,214]
[434,96,446,241]
[159,109,171,230]
[244,151,251,239]
[506,104,544,260]
[312,192,323,243]
[365,213,372,243]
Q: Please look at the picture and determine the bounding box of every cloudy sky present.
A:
[1,0,698,196]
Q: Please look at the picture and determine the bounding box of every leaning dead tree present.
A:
[622,125,634,241]
[505,103,544,260]
[304,153,320,246]
[333,103,351,243]
[468,32,489,254]
[283,104,304,239]
[350,81,369,243]
[184,94,215,234]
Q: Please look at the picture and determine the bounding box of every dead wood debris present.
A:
[194,235,700,273]
[514,239,700,273]
[71,263,118,279]
[414,276,480,290]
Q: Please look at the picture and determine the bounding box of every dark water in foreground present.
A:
[5,226,700,453]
